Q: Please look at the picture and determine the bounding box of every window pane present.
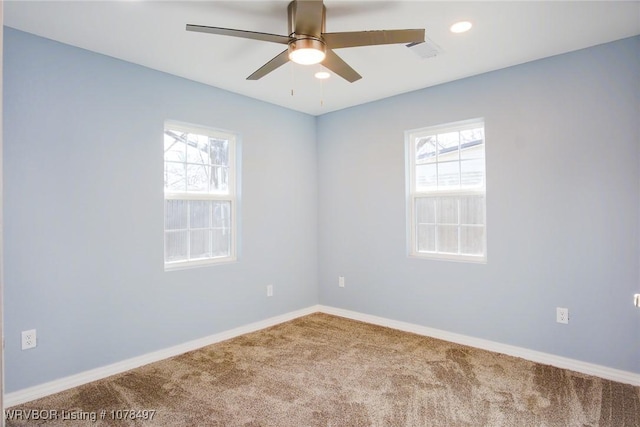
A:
[460,159,485,188]
[460,226,484,255]
[461,144,484,160]
[164,131,186,162]
[460,128,484,159]
[210,166,229,194]
[213,201,231,228]
[437,161,460,188]
[164,162,186,192]
[437,131,459,161]
[460,196,485,225]
[417,224,435,252]
[437,225,458,254]
[210,139,229,166]
[186,164,210,192]
[212,228,230,257]
[189,200,211,228]
[186,133,210,164]
[415,197,436,223]
[415,136,437,164]
[437,197,458,224]
[165,200,187,230]
[190,229,211,259]
[415,163,437,190]
[165,230,188,262]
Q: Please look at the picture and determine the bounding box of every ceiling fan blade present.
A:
[247,49,290,80]
[290,0,325,37]
[186,24,291,45]
[322,49,362,83]
[323,29,425,49]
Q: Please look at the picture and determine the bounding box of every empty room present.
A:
[2,1,639,425]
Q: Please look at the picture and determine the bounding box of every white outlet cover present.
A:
[556,307,569,324]
[21,329,37,350]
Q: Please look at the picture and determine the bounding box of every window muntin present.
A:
[164,122,237,269]
[408,120,486,262]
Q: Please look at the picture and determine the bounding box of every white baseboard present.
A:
[6,303,638,407]
[4,305,321,407]
[317,305,640,387]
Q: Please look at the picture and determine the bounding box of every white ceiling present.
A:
[5,1,640,116]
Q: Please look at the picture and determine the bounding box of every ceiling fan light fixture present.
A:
[315,71,331,80]
[289,38,326,65]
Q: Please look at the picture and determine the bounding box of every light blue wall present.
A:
[4,27,639,394]
[3,28,318,392]
[317,36,640,374]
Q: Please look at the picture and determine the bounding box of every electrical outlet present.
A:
[267,285,273,297]
[22,329,37,350]
[556,307,569,324]
[338,276,345,288]
[634,294,640,308]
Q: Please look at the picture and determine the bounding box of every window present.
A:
[407,119,486,262]
[164,121,237,269]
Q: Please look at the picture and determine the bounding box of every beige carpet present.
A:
[6,313,640,426]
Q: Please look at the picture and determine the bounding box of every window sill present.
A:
[409,252,486,264]
[164,256,237,272]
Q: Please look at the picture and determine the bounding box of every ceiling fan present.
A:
[186,0,425,83]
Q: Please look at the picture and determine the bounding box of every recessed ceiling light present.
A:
[315,71,331,80]
[450,21,472,34]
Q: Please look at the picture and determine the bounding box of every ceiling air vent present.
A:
[407,37,442,59]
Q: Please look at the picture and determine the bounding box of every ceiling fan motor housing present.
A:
[288,37,326,54]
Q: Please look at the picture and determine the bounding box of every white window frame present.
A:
[164,121,238,271]
[406,119,486,263]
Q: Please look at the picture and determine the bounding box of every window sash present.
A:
[164,198,236,269]
[164,124,236,197]
[410,193,486,262]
